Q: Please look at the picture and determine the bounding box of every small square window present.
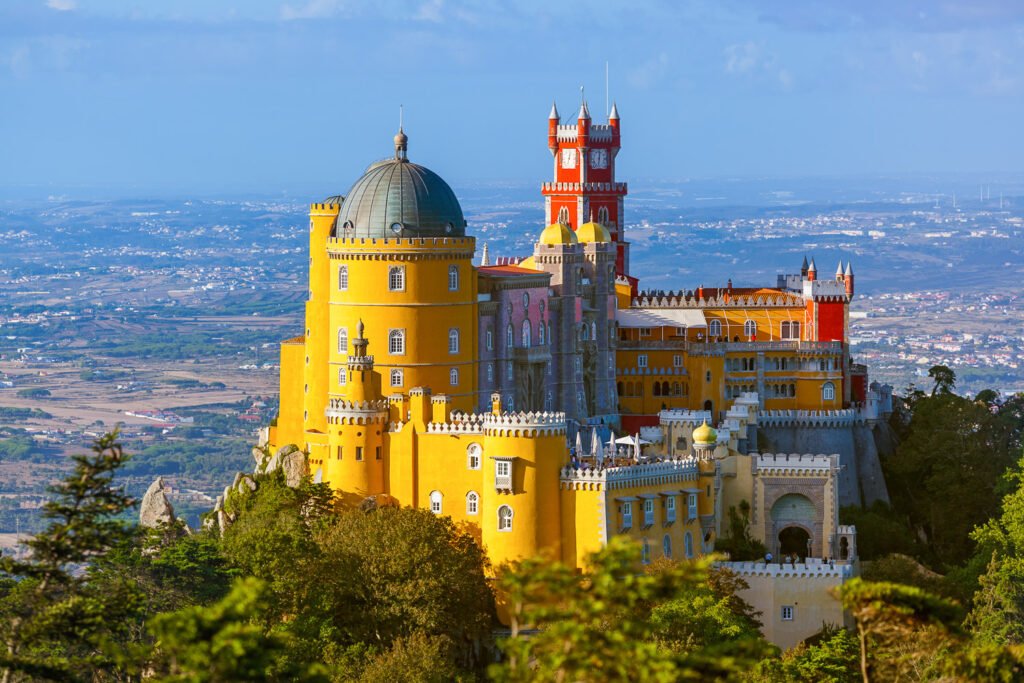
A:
[638,355,648,368]
[781,606,794,621]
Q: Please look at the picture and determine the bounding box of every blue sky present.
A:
[2,0,1023,195]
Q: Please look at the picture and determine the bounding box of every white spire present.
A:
[609,101,619,120]
[578,100,591,120]
[808,257,817,272]
[481,242,490,266]
[844,261,853,277]
[836,260,844,278]
[549,101,559,120]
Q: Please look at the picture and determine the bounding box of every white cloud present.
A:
[415,0,444,23]
[725,41,760,74]
[627,52,670,89]
[280,0,347,21]
[46,0,77,10]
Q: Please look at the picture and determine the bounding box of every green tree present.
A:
[746,625,860,683]
[715,500,768,562]
[0,432,139,682]
[147,577,327,682]
[928,365,956,396]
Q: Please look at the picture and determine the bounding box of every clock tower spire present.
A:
[541,97,629,277]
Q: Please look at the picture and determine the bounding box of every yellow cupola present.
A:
[692,420,717,445]
[576,221,611,243]
[539,222,579,246]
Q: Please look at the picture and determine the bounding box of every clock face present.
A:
[561,148,577,169]
[590,148,608,169]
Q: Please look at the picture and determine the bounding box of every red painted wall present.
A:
[816,301,846,342]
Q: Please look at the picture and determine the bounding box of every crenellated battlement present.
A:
[325,397,389,424]
[658,409,713,425]
[757,409,862,428]
[426,421,483,435]
[483,411,567,437]
[631,291,803,309]
[560,456,701,490]
[717,560,854,579]
[753,452,837,475]
[541,181,627,194]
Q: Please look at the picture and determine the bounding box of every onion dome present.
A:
[576,221,611,243]
[334,130,466,239]
[692,420,717,446]
[538,222,579,246]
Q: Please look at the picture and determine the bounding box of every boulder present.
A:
[281,450,309,488]
[238,474,257,493]
[139,477,176,528]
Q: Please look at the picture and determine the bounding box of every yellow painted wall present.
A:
[303,204,339,439]
[272,338,306,451]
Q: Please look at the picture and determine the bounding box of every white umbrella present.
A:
[633,433,641,461]
[590,428,601,458]
[614,435,652,447]
[574,430,583,458]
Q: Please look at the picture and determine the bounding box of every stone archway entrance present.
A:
[778,525,811,560]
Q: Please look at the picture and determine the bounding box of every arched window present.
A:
[506,324,514,348]
[789,383,796,397]
[429,490,442,515]
[485,328,493,350]
[744,320,756,337]
[546,322,551,346]
[641,539,651,565]
[822,382,835,401]
[337,327,348,354]
[538,322,545,345]
[388,329,405,355]
[663,534,673,559]
[450,368,459,386]
[388,266,405,291]
[448,265,459,291]
[591,321,597,340]
[521,320,531,347]
[581,323,589,341]
[497,504,513,531]
[338,368,347,386]
[557,206,569,224]
[467,443,482,470]
[486,363,494,382]
[791,321,800,339]
[684,531,694,558]
[390,369,404,387]
[661,381,670,396]
[466,491,479,515]
[338,265,348,291]
[448,328,460,354]
[597,206,609,224]
[709,319,722,337]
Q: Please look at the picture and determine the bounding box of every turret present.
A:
[807,258,817,282]
[577,101,591,148]
[548,102,559,154]
[800,255,809,277]
[844,261,855,296]
[609,101,620,143]
[835,260,844,281]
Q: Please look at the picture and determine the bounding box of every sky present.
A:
[2,0,1023,195]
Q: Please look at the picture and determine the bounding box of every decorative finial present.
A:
[357,318,365,339]
[394,107,408,162]
[481,242,490,266]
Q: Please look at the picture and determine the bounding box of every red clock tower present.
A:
[543,100,630,276]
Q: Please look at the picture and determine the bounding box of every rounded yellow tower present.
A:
[480,397,568,566]
[324,321,388,505]
[326,131,478,412]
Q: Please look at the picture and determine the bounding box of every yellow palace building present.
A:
[264,105,887,645]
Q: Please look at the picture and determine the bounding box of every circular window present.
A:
[390,222,403,234]
[522,292,529,308]
[445,222,454,234]
[343,220,354,231]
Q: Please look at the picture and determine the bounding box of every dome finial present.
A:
[394,104,408,161]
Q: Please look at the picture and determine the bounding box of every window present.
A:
[641,539,651,565]
[591,321,597,341]
[388,329,405,355]
[448,265,459,291]
[486,364,494,382]
[598,206,609,224]
[781,606,794,621]
[638,354,648,368]
[429,490,442,515]
[640,327,651,337]
[506,362,514,380]
[449,328,460,354]
[665,496,676,523]
[781,321,801,340]
[337,327,348,354]
[338,368,347,386]
[338,265,348,291]
[643,498,655,527]
[497,504,513,531]
[467,443,482,470]
[673,354,683,367]
[822,382,835,401]
[486,329,493,350]
[688,493,698,520]
[522,292,529,308]
[390,369,404,387]
[506,324,514,348]
[557,206,569,224]
[539,300,545,314]
[375,446,382,460]
[709,320,722,337]
[684,532,694,558]
[538,322,545,344]
[744,320,757,337]
[546,322,551,346]
[388,266,405,291]
[466,491,479,515]
[621,501,633,529]
[450,368,459,386]
[663,534,672,559]
[522,320,531,347]
[495,460,512,490]
[355,446,363,461]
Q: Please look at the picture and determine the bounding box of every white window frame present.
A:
[388,329,405,355]
[709,319,722,337]
[688,493,698,521]
[448,265,459,291]
[665,496,676,523]
[450,368,459,386]
[338,265,348,291]
[486,329,493,350]
[621,501,633,529]
[429,490,442,515]
[497,504,513,532]
[822,382,835,401]
[388,266,405,292]
[338,368,347,386]
[466,491,479,515]
[495,459,512,491]
[673,354,683,367]
[390,369,404,387]
[448,328,460,354]
[467,443,482,470]
[506,324,514,349]
[637,354,648,368]
[663,534,672,559]
[781,606,794,621]
[337,327,348,354]
[522,320,531,347]
[643,498,655,527]
[744,320,756,337]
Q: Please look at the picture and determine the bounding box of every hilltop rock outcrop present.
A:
[139,477,176,528]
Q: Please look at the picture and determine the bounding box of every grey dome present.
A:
[335,136,466,238]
